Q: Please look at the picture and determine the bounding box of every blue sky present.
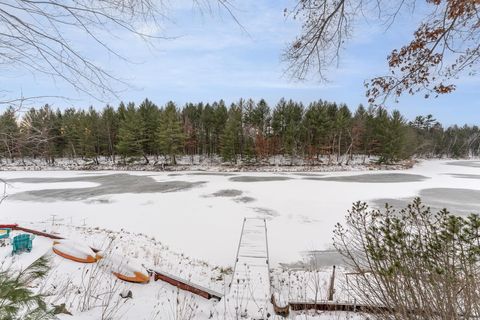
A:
[1,0,479,125]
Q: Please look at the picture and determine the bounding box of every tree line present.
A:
[0,98,478,165]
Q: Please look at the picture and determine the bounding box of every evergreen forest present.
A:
[0,98,478,165]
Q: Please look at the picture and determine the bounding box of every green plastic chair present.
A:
[11,234,35,255]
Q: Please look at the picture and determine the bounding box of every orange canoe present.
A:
[97,251,149,283]
[113,271,150,283]
[52,240,97,263]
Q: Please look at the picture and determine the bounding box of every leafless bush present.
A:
[75,242,126,319]
[227,264,270,319]
[0,179,7,204]
[153,250,162,267]
[151,287,199,320]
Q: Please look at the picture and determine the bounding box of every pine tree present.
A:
[242,98,271,162]
[253,99,271,160]
[242,99,256,162]
[157,102,184,165]
[52,109,66,158]
[138,98,160,162]
[350,105,367,162]
[182,103,203,157]
[0,107,20,162]
[375,109,409,163]
[388,110,410,161]
[272,99,303,161]
[303,100,329,161]
[61,108,81,159]
[116,103,145,162]
[101,105,119,161]
[253,99,271,135]
[221,104,242,163]
[201,103,215,156]
[242,136,256,163]
[335,104,352,162]
[0,256,53,320]
[212,100,228,155]
[79,107,102,163]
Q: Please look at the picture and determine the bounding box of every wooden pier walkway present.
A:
[228,217,272,319]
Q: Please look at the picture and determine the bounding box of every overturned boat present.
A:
[96,251,150,283]
[52,240,97,263]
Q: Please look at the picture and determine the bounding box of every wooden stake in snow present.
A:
[328,265,336,301]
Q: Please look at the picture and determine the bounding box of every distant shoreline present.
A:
[0,156,419,172]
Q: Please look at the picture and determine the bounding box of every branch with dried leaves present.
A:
[285,0,480,105]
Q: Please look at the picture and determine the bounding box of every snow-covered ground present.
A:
[1,159,479,319]
[0,225,368,319]
[0,226,228,320]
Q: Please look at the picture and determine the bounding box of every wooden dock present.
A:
[228,217,272,318]
[152,269,223,300]
[289,300,391,313]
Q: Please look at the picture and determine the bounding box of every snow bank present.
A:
[0,155,402,172]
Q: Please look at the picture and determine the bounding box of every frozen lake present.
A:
[1,159,480,267]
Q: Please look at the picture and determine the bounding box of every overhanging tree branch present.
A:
[285,0,480,105]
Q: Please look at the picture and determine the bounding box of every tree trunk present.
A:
[337,132,342,163]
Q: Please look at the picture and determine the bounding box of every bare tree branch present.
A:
[0,0,237,103]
